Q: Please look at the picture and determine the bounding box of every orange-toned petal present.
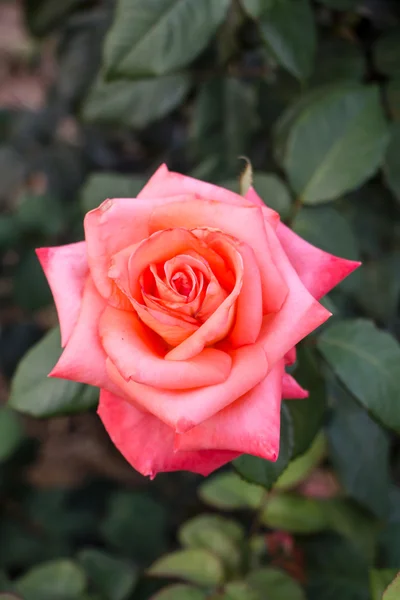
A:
[36,242,88,347]
[106,344,268,432]
[99,306,232,389]
[84,193,196,306]
[98,390,239,477]
[149,200,288,314]
[131,300,199,346]
[175,360,284,461]
[164,233,244,360]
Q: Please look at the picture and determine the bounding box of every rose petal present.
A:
[175,360,284,461]
[282,373,309,399]
[285,347,297,366]
[98,390,239,478]
[276,222,361,300]
[100,306,232,390]
[245,186,282,227]
[84,193,196,306]
[149,200,288,315]
[138,163,252,207]
[50,277,118,393]
[164,233,245,360]
[166,231,262,359]
[106,344,268,432]
[36,242,88,347]
[259,226,332,368]
[132,301,199,345]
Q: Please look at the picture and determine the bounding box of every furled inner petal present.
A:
[108,228,238,348]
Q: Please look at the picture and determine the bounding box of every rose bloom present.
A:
[37,165,359,478]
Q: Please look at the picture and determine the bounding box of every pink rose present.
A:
[37,165,359,478]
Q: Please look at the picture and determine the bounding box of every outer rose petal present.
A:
[106,344,268,432]
[285,347,297,366]
[175,360,284,461]
[84,193,196,307]
[259,224,332,368]
[50,277,119,394]
[98,390,239,478]
[140,165,280,226]
[138,164,252,207]
[276,222,361,300]
[36,243,88,347]
[245,186,265,208]
[149,200,287,315]
[282,373,309,399]
[99,306,232,390]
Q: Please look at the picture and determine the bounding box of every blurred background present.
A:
[1,0,400,598]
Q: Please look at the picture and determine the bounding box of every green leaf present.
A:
[148,549,224,587]
[78,549,138,600]
[317,319,400,433]
[353,254,400,322]
[9,328,99,417]
[150,585,207,600]
[384,574,400,600]
[251,173,292,218]
[178,515,244,573]
[254,0,316,80]
[261,493,377,555]
[292,205,360,293]
[303,534,370,600]
[261,493,331,534]
[0,406,23,462]
[247,567,306,600]
[81,173,147,213]
[275,432,326,491]
[327,381,390,518]
[286,346,326,458]
[387,79,400,122]
[82,75,191,129]
[101,492,167,564]
[104,0,230,78]
[191,78,257,179]
[16,559,86,600]
[218,581,262,600]
[199,472,263,510]
[370,569,399,600]
[384,122,400,203]
[220,173,291,218]
[378,488,400,569]
[234,403,293,489]
[374,28,400,77]
[292,206,359,260]
[280,84,389,204]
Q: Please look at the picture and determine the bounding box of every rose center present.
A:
[171,271,192,297]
